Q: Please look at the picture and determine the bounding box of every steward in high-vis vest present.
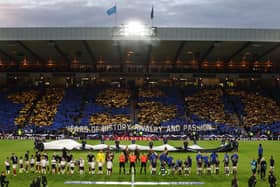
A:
[140,154,148,175]
[119,153,126,175]
[129,152,137,174]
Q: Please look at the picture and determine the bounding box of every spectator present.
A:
[260,157,267,180]
[29,179,36,187]
[268,171,277,187]
[248,173,257,187]
[0,171,9,187]
[41,175,47,187]
[231,174,238,187]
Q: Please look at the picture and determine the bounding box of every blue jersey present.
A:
[159,153,167,162]
[149,153,157,162]
[151,160,157,168]
[231,154,239,162]
[203,156,209,164]
[224,154,229,163]
[176,160,182,167]
[210,152,217,162]
[196,154,203,162]
[258,147,263,155]
[167,157,173,167]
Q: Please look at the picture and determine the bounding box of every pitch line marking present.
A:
[64,181,205,185]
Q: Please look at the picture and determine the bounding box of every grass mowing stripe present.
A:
[0,140,279,187]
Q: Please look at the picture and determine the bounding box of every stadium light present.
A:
[123,21,146,36]
[114,20,157,41]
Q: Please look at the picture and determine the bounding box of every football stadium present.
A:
[1,2,280,187]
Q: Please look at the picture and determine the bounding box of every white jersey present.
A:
[5,161,10,167]
[70,160,75,168]
[41,159,47,167]
[98,161,103,167]
[30,158,35,164]
[19,159,23,165]
[107,161,113,169]
[61,160,66,167]
[80,160,85,167]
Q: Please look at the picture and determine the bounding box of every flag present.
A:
[150,6,154,19]
[107,5,117,16]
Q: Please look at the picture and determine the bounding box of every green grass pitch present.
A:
[0,140,279,187]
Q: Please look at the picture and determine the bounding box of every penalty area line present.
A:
[64,181,205,185]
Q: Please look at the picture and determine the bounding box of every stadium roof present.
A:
[0,27,280,67]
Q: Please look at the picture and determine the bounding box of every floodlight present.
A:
[123,21,146,36]
[112,21,158,42]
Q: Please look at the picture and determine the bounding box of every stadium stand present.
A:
[80,87,131,126]
[185,88,239,125]
[52,88,83,129]
[8,90,39,126]
[226,89,280,127]
[0,93,22,132]
[0,83,280,137]
[136,87,185,126]
[28,88,64,127]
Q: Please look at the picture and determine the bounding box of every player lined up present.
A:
[3,150,275,177]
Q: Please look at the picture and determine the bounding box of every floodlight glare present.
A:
[120,21,149,36]
[125,21,145,36]
[113,21,158,41]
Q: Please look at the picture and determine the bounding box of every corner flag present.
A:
[107,5,117,16]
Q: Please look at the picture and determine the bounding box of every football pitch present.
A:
[0,140,279,187]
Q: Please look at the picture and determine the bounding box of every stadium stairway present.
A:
[52,87,83,130]
[221,88,244,126]
[0,93,22,132]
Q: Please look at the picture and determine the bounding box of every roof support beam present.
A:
[16,41,46,64]
[53,42,71,66]
[0,49,17,61]
[225,42,251,63]
[256,43,280,61]
[199,42,216,62]
[82,41,96,68]
[173,41,186,63]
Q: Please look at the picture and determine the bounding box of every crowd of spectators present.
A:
[137,101,177,126]
[8,90,39,126]
[86,88,131,126]
[137,88,178,126]
[1,85,280,134]
[138,88,165,98]
[28,88,64,126]
[90,113,131,126]
[95,88,131,108]
[227,89,280,127]
[185,89,237,125]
